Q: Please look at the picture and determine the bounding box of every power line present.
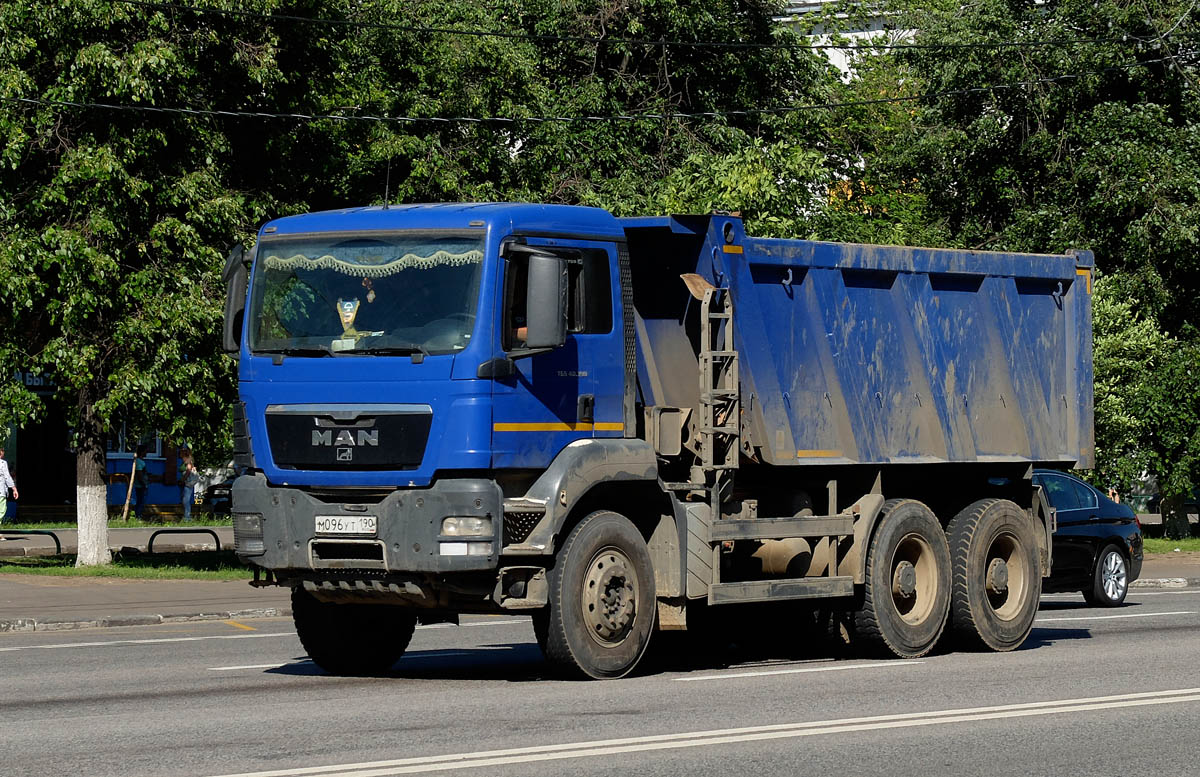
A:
[110,0,1149,54]
[0,57,1178,127]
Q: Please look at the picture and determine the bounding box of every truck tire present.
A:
[946,499,1041,651]
[540,510,656,679]
[854,499,951,658]
[291,587,417,676]
[1082,544,1129,607]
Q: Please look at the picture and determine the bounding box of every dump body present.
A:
[622,214,1094,471]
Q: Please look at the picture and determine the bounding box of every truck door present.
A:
[491,238,623,469]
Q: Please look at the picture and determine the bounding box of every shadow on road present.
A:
[1023,627,1092,649]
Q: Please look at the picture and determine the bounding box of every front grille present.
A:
[266,406,432,471]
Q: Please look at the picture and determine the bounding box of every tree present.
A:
[0,0,833,563]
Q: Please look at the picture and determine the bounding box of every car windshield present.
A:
[248,232,484,356]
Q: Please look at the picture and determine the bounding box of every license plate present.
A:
[315,515,377,535]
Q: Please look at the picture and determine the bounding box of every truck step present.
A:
[709,515,854,541]
[708,575,855,605]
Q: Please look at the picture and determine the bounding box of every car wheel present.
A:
[1083,544,1128,607]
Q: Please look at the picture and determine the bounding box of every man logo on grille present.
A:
[336,448,353,462]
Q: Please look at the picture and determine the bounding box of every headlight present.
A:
[441,516,493,537]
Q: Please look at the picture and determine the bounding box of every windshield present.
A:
[248,232,484,356]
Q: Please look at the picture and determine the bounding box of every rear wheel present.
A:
[854,499,951,658]
[540,510,656,679]
[1083,544,1128,607]
[291,587,417,675]
[946,499,1041,651]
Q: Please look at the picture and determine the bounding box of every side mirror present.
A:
[523,253,568,349]
[222,244,249,353]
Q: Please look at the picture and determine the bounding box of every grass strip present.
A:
[0,551,252,580]
[1143,537,1200,555]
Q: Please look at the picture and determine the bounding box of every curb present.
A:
[1130,577,1200,589]
[0,607,291,633]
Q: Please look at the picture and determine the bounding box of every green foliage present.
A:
[842,0,1200,508]
[0,0,831,476]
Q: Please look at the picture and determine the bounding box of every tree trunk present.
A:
[75,392,110,567]
[1162,494,1191,541]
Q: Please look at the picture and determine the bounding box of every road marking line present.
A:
[203,688,1200,777]
[209,663,294,672]
[1037,610,1196,623]
[225,620,257,631]
[674,660,924,682]
[0,632,292,652]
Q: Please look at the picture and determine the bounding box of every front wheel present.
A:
[946,499,1041,651]
[291,587,417,675]
[1083,544,1129,607]
[540,511,656,679]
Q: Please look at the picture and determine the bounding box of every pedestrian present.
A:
[1107,487,1121,503]
[0,445,17,525]
[179,447,200,522]
[133,444,149,520]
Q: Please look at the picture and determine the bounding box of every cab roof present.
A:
[259,203,626,240]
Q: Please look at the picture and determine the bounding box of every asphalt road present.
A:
[2,590,1199,777]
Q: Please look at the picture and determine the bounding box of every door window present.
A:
[1039,474,1081,511]
[1070,479,1097,510]
[503,245,612,350]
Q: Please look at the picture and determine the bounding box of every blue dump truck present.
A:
[223,203,1093,678]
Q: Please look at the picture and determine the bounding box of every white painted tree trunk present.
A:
[75,484,110,566]
[75,395,111,567]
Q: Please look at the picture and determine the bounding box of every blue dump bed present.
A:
[622,215,1094,470]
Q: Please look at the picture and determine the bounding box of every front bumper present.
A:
[232,473,502,575]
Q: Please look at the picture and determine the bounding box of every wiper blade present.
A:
[254,347,334,357]
[340,344,431,357]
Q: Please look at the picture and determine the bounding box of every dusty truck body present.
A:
[223,203,1093,677]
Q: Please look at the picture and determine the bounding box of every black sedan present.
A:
[1034,468,1143,606]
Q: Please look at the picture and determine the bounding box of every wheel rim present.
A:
[1101,551,1128,601]
[983,531,1029,620]
[580,545,639,646]
[891,532,938,625]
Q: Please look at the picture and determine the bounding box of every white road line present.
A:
[1037,610,1196,623]
[674,660,924,682]
[204,687,1200,777]
[209,663,297,672]
[0,631,293,652]
[0,618,527,653]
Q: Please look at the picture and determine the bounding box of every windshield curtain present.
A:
[248,232,485,356]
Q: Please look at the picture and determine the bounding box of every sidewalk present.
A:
[0,548,1196,634]
[0,574,291,632]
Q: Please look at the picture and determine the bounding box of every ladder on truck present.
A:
[695,287,856,605]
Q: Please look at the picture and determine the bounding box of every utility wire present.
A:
[0,57,1179,126]
[111,0,1152,53]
